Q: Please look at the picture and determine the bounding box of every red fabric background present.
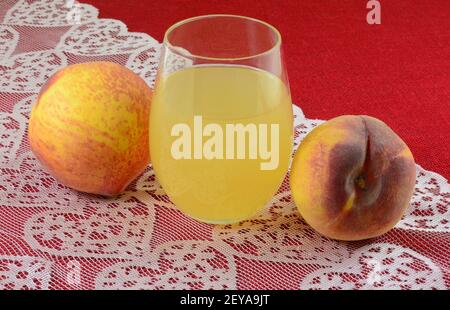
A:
[82,0,449,179]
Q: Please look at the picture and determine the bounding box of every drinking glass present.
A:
[150,15,293,224]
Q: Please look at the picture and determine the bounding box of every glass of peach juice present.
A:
[150,15,293,224]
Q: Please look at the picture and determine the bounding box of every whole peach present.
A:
[290,115,416,240]
[29,62,152,196]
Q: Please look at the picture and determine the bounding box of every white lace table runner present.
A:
[0,0,448,290]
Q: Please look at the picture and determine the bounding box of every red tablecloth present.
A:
[0,0,448,290]
[83,0,450,179]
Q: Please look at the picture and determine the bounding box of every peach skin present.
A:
[29,62,152,196]
[290,115,416,241]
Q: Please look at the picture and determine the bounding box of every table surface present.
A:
[83,0,450,179]
[0,0,448,290]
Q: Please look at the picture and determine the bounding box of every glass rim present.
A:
[163,14,282,62]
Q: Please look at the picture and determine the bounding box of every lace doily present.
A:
[0,1,448,290]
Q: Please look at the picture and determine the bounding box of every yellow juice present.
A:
[150,66,293,223]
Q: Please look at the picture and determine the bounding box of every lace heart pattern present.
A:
[130,166,177,210]
[95,241,237,290]
[0,153,82,208]
[212,180,350,265]
[0,0,448,290]
[56,19,159,56]
[0,26,19,59]
[3,0,98,27]
[125,46,161,88]
[24,194,156,259]
[0,50,67,93]
[0,95,34,165]
[299,243,445,290]
[0,255,52,290]
[398,166,450,232]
